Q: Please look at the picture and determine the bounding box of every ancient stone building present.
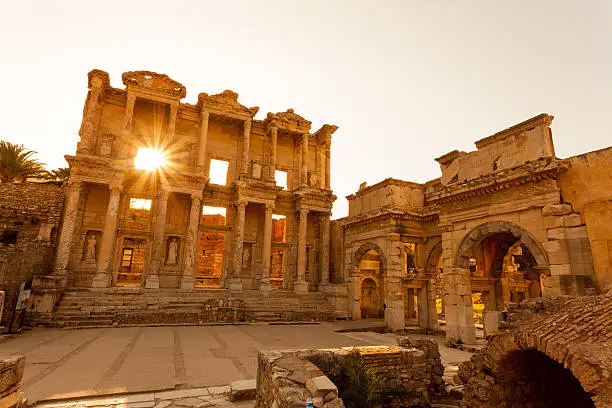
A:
[28,69,343,322]
[336,114,612,344]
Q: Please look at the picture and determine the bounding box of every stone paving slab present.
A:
[0,321,472,403]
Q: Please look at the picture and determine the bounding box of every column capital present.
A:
[268,126,278,136]
[265,202,275,212]
[66,180,83,191]
[109,183,123,193]
[200,109,210,121]
[299,208,309,216]
[236,200,248,209]
[190,192,203,201]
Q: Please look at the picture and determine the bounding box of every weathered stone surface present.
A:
[542,203,573,216]
[305,376,337,399]
[230,379,256,402]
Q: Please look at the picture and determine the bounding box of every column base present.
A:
[260,280,272,292]
[294,281,309,294]
[227,277,243,291]
[145,275,160,289]
[179,276,195,290]
[91,273,111,288]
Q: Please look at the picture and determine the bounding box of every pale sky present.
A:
[1,1,610,218]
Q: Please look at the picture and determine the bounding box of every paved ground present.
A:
[0,320,472,404]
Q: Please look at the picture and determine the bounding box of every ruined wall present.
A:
[0,183,65,324]
[559,147,612,291]
[347,179,424,217]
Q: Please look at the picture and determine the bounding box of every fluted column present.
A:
[260,203,274,291]
[241,119,252,175]
[267,126,278,182]
[301,134,309,186]
[92,184,122,288]
[229,201,247,290]
[295,208,309,293]
[145,188,170,289]
[320,214,331,286]
[197,111,210,170]
[181,193,201,289]
[167,102,179,143]
[54,181,83,279]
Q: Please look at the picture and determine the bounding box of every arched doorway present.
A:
[360,278,381,318]
[453,221,550,336]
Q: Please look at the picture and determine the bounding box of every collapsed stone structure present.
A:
[335,114,612,344]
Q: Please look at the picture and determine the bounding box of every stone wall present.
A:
[0,354,26,407]
[0,183,65,325]
[255,337,444,408]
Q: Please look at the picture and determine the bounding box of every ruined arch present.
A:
[453,221,549,270]
[352,242,387,276]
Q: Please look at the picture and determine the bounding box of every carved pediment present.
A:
[198,90,259,118]
[122,71,187,99]
[264,109,312,134]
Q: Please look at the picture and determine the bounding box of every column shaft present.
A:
[230,202,246,290]
[92,185,122,287]
[301,134,309,186]
[268,127,278,181]
[181,194,201,289]
[54,181,82,277]
[320,214,330,285]
[197,111,210,169]
[146,189,170,288]
[261,204,274,291]
[325,147,331,188]
[167,103,179,143]
[241,120,252,175]
[319,146,326,188]
[295,209,309,293]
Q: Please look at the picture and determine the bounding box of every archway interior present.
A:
[358,250,384,318]
[495,350,595,408]
[466,232,544,327]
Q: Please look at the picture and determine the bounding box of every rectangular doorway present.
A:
[270,247,285,289]
[196,231,224,287]
[116,237,147,286]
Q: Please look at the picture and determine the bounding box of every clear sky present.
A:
[1,0,610,218]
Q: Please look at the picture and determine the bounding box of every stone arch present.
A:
[453,221,549,270]
[352,242,387,276]
[425,241,443,274]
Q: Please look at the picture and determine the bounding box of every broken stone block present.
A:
[230,378,256,401]
[305,375,338,399]
[542,203,572,216]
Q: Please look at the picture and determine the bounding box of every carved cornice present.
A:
[198,90,259,119]
[263,109,312,134]
[122,71,186,99]
[475,113,554,150]
[337,206,437,228]
[425,157,568,205]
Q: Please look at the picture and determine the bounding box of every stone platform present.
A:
[28,288,336,328]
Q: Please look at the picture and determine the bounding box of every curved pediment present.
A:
[122,71,187,99]
[264,109,312,134]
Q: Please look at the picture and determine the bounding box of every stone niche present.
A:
[255,337,444,408]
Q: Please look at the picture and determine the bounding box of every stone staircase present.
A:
[29,288,335,328]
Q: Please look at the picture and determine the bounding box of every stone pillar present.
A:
[320,214,331,286]
[167,102,179,142]
[197,111,210,170]
[444,267,476,344]
[325,146,331,189]
[121,94,136,159]
[181,193,201,289]
[301,134,309,186]
[92,184,122,288]
[79,77,104,154]
[267,126,278,182]
[145,188,170,289]
[260,203,274,292]
[319,145,326,189]
[241,119,252,175]
[229,201,247,290]
[295,208,309,293]
[54,181,83,279]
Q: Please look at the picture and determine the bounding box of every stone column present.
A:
[325,146,331,189]
[79,77,104,154]
[301,134,309,186]
[444,267,476,344]
[54,181,83,279]
[181,193,201,289]
[229,201,247,290]
[320,214,331,286]
[241,119,252,176]
[197,111,210,170]
[167,102,179,142]
[319,145,326,188]
[267,126,278,182]
[145,188,170,289]
[92,184,122,288]
[295,208,309,293]
[260,203,274,292]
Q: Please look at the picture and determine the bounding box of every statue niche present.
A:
[166,237,180,265]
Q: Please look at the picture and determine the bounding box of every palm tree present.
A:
[45,167,70,182]
[0,141,47,183]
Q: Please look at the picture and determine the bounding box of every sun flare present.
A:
[134,148,167,171]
